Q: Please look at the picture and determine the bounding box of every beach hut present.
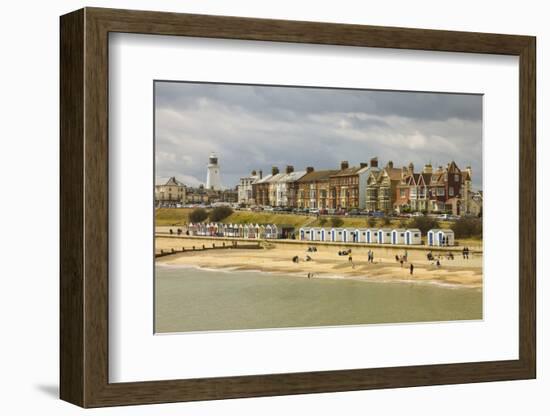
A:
[437,229,455,246]
[258,224,266,239]
[330,228,345,242]
[308,227,319,241]
[265,224,278,239]
[404,228,422,245]
[344,228,359,243]
[299,227,312,241]
[427,229,454,246]
[427,229,440,246]
[354,228,369,243]
[376,228,392,244]
[391,229,406,245]
[312,227,327,242]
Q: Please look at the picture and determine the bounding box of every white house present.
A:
[274,167,307,207]
[391,229,406,245]
[237,171,260,206]
[377,228,392,244]
[404,228,422,245]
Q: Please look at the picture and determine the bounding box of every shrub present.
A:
[407,216,440,234]
[330,217,344,228]
[188,208,208,223]
[318,217,328,227]
[382,216,391,226]
[367,218,377,228]
[451,217,482,238]
[209,206,233,222]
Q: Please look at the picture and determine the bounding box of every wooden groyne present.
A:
[155,240,262,258]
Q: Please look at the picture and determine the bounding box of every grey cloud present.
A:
[155,81,483,190]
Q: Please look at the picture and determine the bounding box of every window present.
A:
[449,187,454,196]
[437,188,445,196]
[400,189,406,197]
[455,174,459,182]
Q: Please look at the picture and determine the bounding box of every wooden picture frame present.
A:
[60,7,536,408]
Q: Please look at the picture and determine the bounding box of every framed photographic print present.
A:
[60,7,536,408]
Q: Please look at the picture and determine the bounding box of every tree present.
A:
[209,206,233,222]
[189,208,208,223]
[451,217,482,238]
[407,216,440,234]
[330,217,344,228]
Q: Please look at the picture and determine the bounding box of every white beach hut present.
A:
[330,228,345,242]
[265,224,278,239]
[404,228,422,245]
[299,227,312,241]
[376,228,392,244]
[436,229,455,246]
[427,229,440,246]
[427,229,455,246]
[391,229,406,245]
[312,227,327,242]
[340,228,356,243]
[354,228,369,243]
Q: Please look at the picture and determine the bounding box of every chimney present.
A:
[466,166,472,178]
[370,157,378,168]
[285,165,294,174]
[422,164,433,174]
[408,162,414,175]
[360,162,368,168]
[272,166,279,175]
[251,170,257,176]
[306,166,314,173]
[387,160,394,169]
[259,170,263,179]
[340,160,349,170]
[401,166,407,179]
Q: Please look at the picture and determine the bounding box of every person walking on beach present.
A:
[410,263,414,275]
[400,257,404,268]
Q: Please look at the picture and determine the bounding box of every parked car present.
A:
[411,212,424,217]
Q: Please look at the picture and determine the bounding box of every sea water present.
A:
[155,265,482,333]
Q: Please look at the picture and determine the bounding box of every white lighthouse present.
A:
[206,153,222,190]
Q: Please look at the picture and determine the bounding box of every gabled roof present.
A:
[254,174,274,184]
[297,169,339,182]
[156,176,185,187]
[277,170,308,183]
[265,173,286,183]
[330,166,369,177]
[386,168,403,181]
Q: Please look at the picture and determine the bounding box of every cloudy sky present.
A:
[155,81,482,190]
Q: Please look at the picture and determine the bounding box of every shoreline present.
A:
[156,242,483,289]
[156,262,481,290]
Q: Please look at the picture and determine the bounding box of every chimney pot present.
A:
[286,165,294,174]
[360,162,368,168]
[306,166,314,173]
[340,160,349,170]
[387,160,394,169]
[259,170,263,179]
[370,157,378,168]
[272,166,279,175]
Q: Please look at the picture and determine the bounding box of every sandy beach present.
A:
[156,236,483,289]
